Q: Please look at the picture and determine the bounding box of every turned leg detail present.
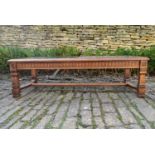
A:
[137,61,147,97]
[31,69,37,83]
[124,68,131,82]
[10,63,20,98]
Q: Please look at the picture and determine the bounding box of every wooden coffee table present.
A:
[8,56,149,98]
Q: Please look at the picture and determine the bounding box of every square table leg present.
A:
[124,68,131,82]
[31,69,37,83]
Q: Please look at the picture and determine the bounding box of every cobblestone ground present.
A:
[0,74,155,129]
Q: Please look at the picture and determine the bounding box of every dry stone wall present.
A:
[0,25,155,50]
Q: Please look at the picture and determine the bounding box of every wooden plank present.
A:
[8,56,150,63]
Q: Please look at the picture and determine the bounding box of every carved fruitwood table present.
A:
[8,56,149,98]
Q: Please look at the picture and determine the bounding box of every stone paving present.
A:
[0,74,155,129]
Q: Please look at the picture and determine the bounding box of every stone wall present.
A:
[0,25,155,50]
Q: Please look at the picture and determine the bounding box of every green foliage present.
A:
[0,46,81,72]
[0,46,155,74]
[81,49,111,56]
[112,47,155,74]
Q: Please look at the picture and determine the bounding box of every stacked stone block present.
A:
[0,25,155,50]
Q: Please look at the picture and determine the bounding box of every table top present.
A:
[8,56,149,63]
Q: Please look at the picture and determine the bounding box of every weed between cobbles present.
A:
[124,93,152,128]
[95,92,107,128]
[108,93,125,127]
[58,92,76,129]
[44,92,67,129]
[118,93,145,128]
[7,88,48,128]
[76,93,83,129]
[90,93,97,129]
